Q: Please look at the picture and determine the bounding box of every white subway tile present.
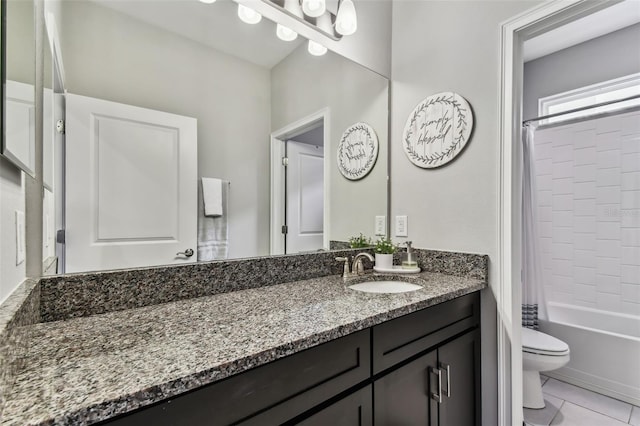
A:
[621,135,640,154]
[620,301,640,315]
[552,243,573,260]
[552,129,572,147]
[620,112,640,136]
[555,177,574,194]
[535,143,553,160]
[574,147,596,166]
[574,233,596,251]
[596,293,621,311]
[574,249,596,267]
[540,237,552,255]
[537,158,552,176]
[596,222,621,240]
[538,174,552,190]
[596,186,621,204]
[597,204,622,222]
[553,291,574,304]
[542,253,553,270]
[626,260,640,281]
[622,228,640,247]
[596,257,621,276]
[573,216,596,233]
[539,206,552,222]
[621,190,640,209]
[574,266,596,285]
[621,171,640,191]
[621,283,640,303]
[540,221,552,238]
[598,150,622,169]
[553,145,574,163]
[596,240,621,258]
[622,247,640,266]
[538,190,552,206]
[574,283,596,302]
[596,274,621,294]
[621,212,640,228]
[574,199,596,216]
[553,161,573,179]
[553,194,573,211]
[574,181,596,199]
[553,227,573,243]
[573,164,596,182]
[552,259,573,277]
[622,152,640,173]
[595,131,621,152]
[573,129,596,149]
[597,168,621,187]
[553,211,572,227]
[554,276,574,293]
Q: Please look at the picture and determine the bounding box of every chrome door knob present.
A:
[176,248,194,257]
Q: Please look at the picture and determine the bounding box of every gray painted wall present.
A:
[58,0,272,260]
[390,1,541,423]
[523,23,640,119]
[271,44,388,243]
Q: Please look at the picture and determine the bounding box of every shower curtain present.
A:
[522,124,547,330]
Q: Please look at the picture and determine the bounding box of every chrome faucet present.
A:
[335,256,351,279]
[352,252,374,275]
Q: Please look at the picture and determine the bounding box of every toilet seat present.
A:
[522,327,569,356]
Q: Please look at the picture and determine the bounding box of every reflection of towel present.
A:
[197,179,229,261]
[202,177,223,217]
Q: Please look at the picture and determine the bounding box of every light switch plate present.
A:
[375,216,386,236]
[395,215,408,237]
[15,210,25,265]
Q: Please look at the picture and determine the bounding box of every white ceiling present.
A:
[523,0,640,62]
[91,0,303,69]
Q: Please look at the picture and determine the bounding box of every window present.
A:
[538,73,640,124]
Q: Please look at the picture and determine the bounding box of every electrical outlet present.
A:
[375,216,386,236]
[15,210,25,265]
[395,215,408,237]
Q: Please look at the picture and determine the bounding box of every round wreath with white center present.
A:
[402,92,473,168]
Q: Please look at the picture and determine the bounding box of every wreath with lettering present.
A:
[402,92,473,168]
[337,122,379,180]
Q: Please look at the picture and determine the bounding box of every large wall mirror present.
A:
[1,0,36,176]
[31,0,389,274]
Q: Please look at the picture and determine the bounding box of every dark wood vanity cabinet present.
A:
[105,292,480,426]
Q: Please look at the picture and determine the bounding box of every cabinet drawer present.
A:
[106,330,370,426]
[372,292,479,374]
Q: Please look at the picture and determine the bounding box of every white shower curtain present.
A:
[522,124,547,329]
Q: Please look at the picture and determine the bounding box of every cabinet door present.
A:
[374,350,438,425]
[438,330,480,426]
[295,385,372,426]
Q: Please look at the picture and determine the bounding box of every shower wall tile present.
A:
[534,110,640,313]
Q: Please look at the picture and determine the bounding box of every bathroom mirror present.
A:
[43,0,389,274]
[1,0,36,177]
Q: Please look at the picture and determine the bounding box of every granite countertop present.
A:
[2,271,486,425]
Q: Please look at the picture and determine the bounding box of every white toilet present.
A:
[522,327,570,409]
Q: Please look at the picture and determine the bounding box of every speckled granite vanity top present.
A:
[2,271,485,425]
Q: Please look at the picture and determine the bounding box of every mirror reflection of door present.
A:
[285,125,324,254]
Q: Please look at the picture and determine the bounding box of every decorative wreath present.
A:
[337,122,379,180]
[402,92,473,168]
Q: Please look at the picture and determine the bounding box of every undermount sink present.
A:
[347,280,423,294]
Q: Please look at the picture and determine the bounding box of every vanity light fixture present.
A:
[276,23,298,41]
[307,39,327,56]
[238,3,262,24]
[335,0,357,36]
[302,0,326,18]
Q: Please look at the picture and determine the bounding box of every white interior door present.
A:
[65,94,197,273]
[286,141,324,253]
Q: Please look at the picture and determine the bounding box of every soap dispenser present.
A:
[401,241,418,269]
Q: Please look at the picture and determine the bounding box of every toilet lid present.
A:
[522,327,569,356]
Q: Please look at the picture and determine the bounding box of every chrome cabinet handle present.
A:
[429,366,442,403]
[176,248,194,257]
[440,362,451,398]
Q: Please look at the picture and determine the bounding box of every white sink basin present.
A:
[348,280,423,294]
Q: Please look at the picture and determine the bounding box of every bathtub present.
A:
[539,302,640,406]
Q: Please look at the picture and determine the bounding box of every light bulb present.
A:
[199,0,217,3]
[302,0,326,18]
[308,40,327,56]
[283,0,304,18]
[316,13,333,35]
[335,0,357,35]
[276,23,298,41]
[237,4,262,24]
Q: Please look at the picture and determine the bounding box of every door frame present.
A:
[270,108,330,255]
[496,1,624,424]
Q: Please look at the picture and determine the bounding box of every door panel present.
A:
[65,94,197,272]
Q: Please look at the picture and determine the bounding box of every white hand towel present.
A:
[202,177,223,217]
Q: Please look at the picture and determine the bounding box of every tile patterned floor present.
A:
[524,376,640,426]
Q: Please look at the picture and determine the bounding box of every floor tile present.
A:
[542,378,632,422]
[524,394,564,426]
[550,401,628,426]
[630,405,640,426]
[540,374,549,386]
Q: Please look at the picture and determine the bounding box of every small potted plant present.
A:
[374,237,396,270]
[349,233,372,249]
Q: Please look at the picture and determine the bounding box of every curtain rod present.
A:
[522,94,640,125]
